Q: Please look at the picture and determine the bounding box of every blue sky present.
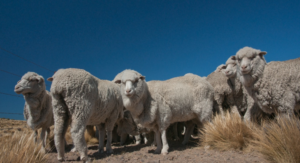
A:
[0,0,299,120]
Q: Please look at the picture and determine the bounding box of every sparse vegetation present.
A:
[250,116,300,163]
[0,131,48,163]
[200,112,257,151]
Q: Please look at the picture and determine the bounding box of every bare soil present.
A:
[0,118,269,163]
[46,138,269,163]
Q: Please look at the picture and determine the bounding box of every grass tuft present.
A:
[250,116,300,163]
[200,112,256,151]
[0,131,48,163]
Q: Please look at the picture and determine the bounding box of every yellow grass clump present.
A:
[250,116,300,163]
[200,112,257,151]
[0,131,48,163]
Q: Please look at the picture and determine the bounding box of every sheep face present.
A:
[114,70,146,109]
[224,56,237,78]
[215,64,226,73]
[236,47,267,75]
[14,72,45,95]
[117,110,139,136]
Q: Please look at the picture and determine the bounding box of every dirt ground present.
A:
[46,139,268,163]
[0,118,269,163]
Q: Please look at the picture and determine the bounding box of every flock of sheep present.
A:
[14,46,300,162]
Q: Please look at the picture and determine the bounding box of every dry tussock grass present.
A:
[200,112,257,151]
[250,116,300,163]
[0,131,48,163]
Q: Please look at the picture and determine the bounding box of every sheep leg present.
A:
[243,106,252,122]
[105,129,113,154]
[218,104,224,117]
[120,133,127,145]
[143,133,148,144]
[71,120,88,162]
[182,121,195,145]
[151,133,157,146]
[135,134,141,145]
[40,128,46,152]
[53,95,69,162]
[154,130,162,154]
[172,123,180,141]
[161,129,169,155]
[97,123,105,153]
[34,130,38,143]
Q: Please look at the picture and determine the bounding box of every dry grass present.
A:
[0,131,48,163]
[200,112,257,151]
[250,116,300,163]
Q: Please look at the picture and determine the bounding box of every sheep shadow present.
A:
[147,137,200,154]
[89,143,149,160]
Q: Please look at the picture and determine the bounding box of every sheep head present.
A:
[14,72,45,95]
[223,56,238,78]
[114,69,146,109]
[236,46,267,75]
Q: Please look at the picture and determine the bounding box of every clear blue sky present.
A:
[1,0,299,120]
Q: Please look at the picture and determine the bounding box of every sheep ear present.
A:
[47,77,53,82]
[140,76,145,80]
[259,51,267,57]
[114,80,121,84]
[230,56,236,60]
[221,65,227,69]
[30,76,43,83]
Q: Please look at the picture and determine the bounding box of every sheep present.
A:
[235,46,300,118]
[220,56,269,122]
[47,68,123,162]
[114,70,214,155]
[14,72,53,152]
[206,64,236,116]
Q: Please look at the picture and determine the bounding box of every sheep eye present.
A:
[135,78,139,83]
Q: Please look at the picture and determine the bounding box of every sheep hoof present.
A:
[81,156,91,163]
[106,149,114,154]
[135,141,141,145]
[154,149,161,154]
[57,157,65,162]
[98,149,105,153]
[161,151,168,155]
[71,147,77,152]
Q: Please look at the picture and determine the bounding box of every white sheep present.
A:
[222,56,269,122]
[114,70,214,155]
[14,72,53,152]
[236,46,300,117]
[47,68,123,162]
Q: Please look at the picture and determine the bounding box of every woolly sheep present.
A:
[223,56,269,121]
[114,70,214,155]
[47,68,123,162]
[206,64,235,116]
[236,46,300,117]
[14,72,53,152]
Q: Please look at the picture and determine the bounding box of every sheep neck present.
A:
[24,90,51,129]
[239,61,266,97]
[228,74,242,96]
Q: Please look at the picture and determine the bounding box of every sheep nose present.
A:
[126,89,132,93]
[242,65,247,70]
